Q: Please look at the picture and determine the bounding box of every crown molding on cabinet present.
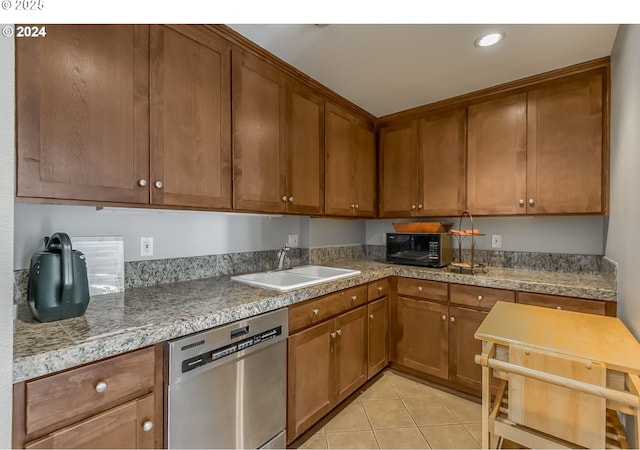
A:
[205,24,377,123]
[376,56,610,127]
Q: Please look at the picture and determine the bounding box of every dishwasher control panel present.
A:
[181,325,283,374]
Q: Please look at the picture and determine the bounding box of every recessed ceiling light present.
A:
[474,32,505,48]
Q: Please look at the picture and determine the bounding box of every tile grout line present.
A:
[385,372,436,448]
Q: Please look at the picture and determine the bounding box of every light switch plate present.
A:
[492,234,502,249]
[288,234,298,247]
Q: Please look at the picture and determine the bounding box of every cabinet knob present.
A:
[142,420,154,432]
[417,286,423,292]
[556,306,562,310]
[312,308,319,315]
[154,180,163,189]
[441,314,447,321]
[282,196,288,202]
[331,332,337,338]
[369,314,374,319]
[518,199,525,207]
[354,204,359,209]
[95,381,108,393]
[350,204,355,209]
[529,198,535,206]
[336,329,342,336]
[351,295,357,302]
[411,204,416,210]
[418,204,423,209]
[450,316,456,322]
[377,286,383,292]
[477,295,483,301]
[289,196,294,202]
[137,179,148,187]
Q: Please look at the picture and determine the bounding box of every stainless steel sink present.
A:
[231,265,361,292]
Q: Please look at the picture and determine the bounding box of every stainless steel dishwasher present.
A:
[167,308,288,449]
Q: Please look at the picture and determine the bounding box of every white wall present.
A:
[367,216,606,254]
[307,217,365,247]
[0,27,15,448]
[606,24,640,338]
[14,204,306,269]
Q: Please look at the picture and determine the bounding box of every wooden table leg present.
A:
[482,363,490,448]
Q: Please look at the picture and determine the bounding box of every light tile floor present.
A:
[299,370,485,449]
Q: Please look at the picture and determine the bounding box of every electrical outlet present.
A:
[141,237,154,256]
[288,234,298,247]
[491,234,502,249]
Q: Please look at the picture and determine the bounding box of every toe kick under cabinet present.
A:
[12,345,164,449]
[287,280,389,443]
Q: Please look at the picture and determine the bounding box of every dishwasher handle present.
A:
[230,326,249,339]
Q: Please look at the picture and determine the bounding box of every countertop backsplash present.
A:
[14,245,615,305]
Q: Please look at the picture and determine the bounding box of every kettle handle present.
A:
[46,233,74,304]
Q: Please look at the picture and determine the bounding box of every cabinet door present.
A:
[335,307,368,402]
[378,121,418,218]
[25,394,156,449]
[353,120,377,218]
[286,81,325,214]
[367,297,389,379]
[149,25,231,209]
[418,108,466,216]
[467,93,527,215]
[287,321,334,443]
[448,306,486,391]
[527,72,606,214]
[325,102,356,216]
[16,25,150,203]
[393,296,448,379]
[232,50,287,213]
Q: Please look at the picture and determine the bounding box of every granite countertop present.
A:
[13,260,616,383]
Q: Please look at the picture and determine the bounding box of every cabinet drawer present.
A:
[368,279,389,300]
[397,278,447,302]
[517,292,607,315]
[289,285,368,333]
[25,346,155,435]
[450,284,515,311]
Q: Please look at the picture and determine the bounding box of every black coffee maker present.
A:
[27,232,90,322]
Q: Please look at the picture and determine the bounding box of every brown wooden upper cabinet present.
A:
[467,69,608,216]
[16,24,234,210]
[325,102,376,217]
[379,108,466,218]
[16,25,151,204]
[150,25,232,209]
[232,50,324,215]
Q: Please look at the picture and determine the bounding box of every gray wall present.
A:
[0,28,14,448]
[366,216,606,254]
[14,206,368,270]
[14,204,307,269]
[607,24,640,338]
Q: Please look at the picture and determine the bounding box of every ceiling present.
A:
[228,24,619,117]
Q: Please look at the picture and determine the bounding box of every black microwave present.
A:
[385,233,453,268]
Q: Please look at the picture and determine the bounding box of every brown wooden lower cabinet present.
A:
[517,291,614,316]
[367,297,389,379]
[392,295,449,380]
[448,306,487,391]
[13,345,163,449]
[25,394,156,449]
[287,306,367,443]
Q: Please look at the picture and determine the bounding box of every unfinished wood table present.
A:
[475,301,640,449]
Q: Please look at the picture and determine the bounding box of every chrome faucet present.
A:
[276,243,291,270]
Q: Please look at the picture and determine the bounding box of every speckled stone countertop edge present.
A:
[13,260,615,383]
